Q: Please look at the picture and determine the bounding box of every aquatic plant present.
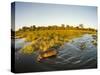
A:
[21,44,35,54]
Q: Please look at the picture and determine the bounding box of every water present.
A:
[13,34,97,73]
[15,38,31,51]
[54,34,97,66]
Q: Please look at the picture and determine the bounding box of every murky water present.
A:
[13,34,97,72]
[49,34,97,66]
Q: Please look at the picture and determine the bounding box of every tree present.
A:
[31,25,36,30]
[79,24,84,28]
[66,25,70,28]
[61,24,65,29]
[61,24,65,28]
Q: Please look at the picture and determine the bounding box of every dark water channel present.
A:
[13,34,97,73]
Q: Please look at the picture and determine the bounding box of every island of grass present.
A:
[14,24,97,61]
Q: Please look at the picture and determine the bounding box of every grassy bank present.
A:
[14,25,97,54]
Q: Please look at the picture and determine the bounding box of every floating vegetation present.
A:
[92,34,97,40]
[91,40,97,46]
[91,34,97,46]
[80,42,86,50]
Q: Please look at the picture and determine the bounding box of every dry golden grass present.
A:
[15,26,97,54]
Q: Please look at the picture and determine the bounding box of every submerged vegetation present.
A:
[91,34,97,46]
[14,24,97,60]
